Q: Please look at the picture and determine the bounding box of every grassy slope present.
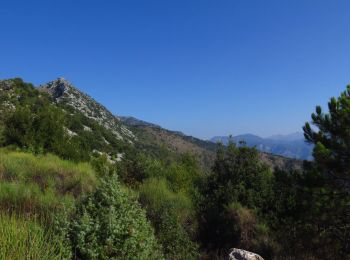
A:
[0,149,98,258]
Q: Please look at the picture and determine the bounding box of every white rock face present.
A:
[39,78,135,142]
[228,248,264,260]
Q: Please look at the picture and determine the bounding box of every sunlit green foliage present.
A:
[0,149,99,259]
[303,85,350,188]
[70,177,163,259]
[139,178,198,259]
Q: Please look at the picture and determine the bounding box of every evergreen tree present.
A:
[302,85,350,258]
[303,85,350,189]
[199,142,273,257]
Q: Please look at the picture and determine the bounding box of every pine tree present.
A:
[303,85,350,257]
[303,85,350,190]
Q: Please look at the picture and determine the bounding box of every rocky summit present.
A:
[39,78,135,142]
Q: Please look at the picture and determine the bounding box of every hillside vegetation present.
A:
[0,214,66,259]
[0,78,349,259]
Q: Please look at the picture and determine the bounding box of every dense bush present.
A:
[3,105,92,161]
[139,178,198,259]
[70,177,163,259]
[198,143,274,256]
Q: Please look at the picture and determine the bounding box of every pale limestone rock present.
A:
[228,248,264,260]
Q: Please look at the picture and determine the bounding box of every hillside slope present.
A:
[121,118,303,171]
[0,78,132,162]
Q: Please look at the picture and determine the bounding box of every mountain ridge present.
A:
[120,116,303,170]
[211,133,313,160]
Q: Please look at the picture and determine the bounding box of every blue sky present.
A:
[0,0,349,139]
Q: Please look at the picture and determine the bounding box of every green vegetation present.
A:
[70,177,163,259]
[0,149,99,259]
[0,78,130,162]
[0,150,97,219]
[0,214,66,259]
[0,77,349,259]
[198,143,275,257]
[139,178,198,259]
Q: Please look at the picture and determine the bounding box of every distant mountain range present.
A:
[211,133,313,160]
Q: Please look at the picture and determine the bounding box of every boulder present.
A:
[228,248,264,260]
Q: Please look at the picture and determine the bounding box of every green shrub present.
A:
[70,177,163,259]
[139,178,194,228]
[198,144,275,256]
[0,214,67,259]
[226,202,274,257]
[139,178,198,259]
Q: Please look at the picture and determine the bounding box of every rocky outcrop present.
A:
[39,78,135,142]
[228,248,264,260]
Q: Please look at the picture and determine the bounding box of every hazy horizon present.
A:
[1,0,349,139]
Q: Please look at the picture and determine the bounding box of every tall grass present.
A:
[0,149,98,223]
[139,178,194,225]
[0,149,97,196]
[0,214,66,259]
[0,149,99,258]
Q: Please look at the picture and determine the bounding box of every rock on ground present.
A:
[228,248,264,260]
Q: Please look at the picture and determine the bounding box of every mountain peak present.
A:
[39,77,76,99]
[39,78,135,141]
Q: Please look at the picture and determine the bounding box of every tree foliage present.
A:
[70,177,163,260]
[139,178,198,259]
[198,142,274,257]
[302,85,350,258]
[303,85,350,188]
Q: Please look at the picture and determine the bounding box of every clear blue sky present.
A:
[1,0,349,139]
